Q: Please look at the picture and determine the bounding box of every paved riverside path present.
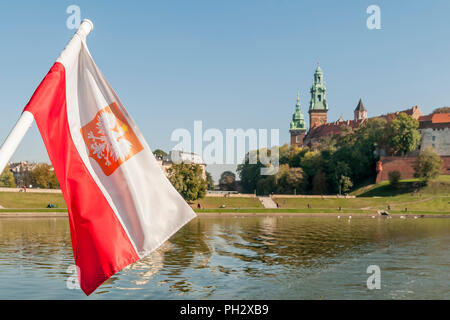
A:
[258,196,278,208]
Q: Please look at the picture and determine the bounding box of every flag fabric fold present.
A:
[24,30,196,295]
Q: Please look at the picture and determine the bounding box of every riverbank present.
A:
[1,210,448,218]
[0,176,448,217]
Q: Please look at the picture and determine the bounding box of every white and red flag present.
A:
[22,21,196,295]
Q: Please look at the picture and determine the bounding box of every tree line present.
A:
[0,163,59,189]
[238,112,440,195]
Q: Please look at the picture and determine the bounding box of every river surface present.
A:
[0,216,448,299]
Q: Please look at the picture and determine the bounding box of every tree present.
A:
[256,175,276,196]
[388,170,401,187]
[219,171,237,191]
[31,164,59,189]
[387,113,421,155]
[288,145,308,168]
[167,163,206,202]
[0,167,16,188]
[205,171,214,190]
[153,149,168,159]
[338,175,353,195]
[357,117,388,156]
[312,170,327,195]
[433,107,450,114]
[413,147,443,182]
[300,150,323,191]
[237,149,267,194]
[327,160,351,194]
[275,164,304,194]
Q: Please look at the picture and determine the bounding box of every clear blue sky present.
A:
[1,1,450,181]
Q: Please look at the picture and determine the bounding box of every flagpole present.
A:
[0,19,93,176]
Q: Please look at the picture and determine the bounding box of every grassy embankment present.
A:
[0,176,449,214]
[196,176,450,214]
[0,192,67,212]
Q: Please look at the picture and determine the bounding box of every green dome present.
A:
[315,65,323,74]
[290,92,306,131]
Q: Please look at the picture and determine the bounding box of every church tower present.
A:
[308,63,328,128]
[290,91,306,147]
[354,99,367,121]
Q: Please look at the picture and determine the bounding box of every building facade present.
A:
[418,113,450,156]
[155,150,207,180]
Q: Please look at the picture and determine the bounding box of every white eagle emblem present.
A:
[87,112,132,166]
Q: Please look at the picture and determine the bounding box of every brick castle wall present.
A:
[376,156,450,182]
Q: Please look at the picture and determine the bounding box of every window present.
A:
[318,95,322,102]
[432,136,436,141]
[296,136,301,143]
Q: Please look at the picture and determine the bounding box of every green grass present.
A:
[0,192,66,209]
[273,195,450,212]
[0,208,67,213]
[194,208,448,215]
[351,175,450,197]
[0,191,263,210]
[274,176,450,213]
[191,196,263,209]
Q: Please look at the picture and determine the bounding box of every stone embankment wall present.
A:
[0,187,62,194]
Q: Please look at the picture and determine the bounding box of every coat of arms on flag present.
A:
[81,102,144,176]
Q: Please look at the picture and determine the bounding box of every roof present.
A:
[419,114,433,122]
[419,112,450,129]
[430,113,450,123]
[381,106,422,120]
[304,119,365,142]
[303,106,424,146]
[354,99,366,112]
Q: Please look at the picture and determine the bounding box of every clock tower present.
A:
[308,63,328,128]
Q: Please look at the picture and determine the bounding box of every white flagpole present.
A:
[0,19,93,175]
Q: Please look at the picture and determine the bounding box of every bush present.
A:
[414,147,443,182]
[31,164,59,189]
[388,170,401,187]
[167,163,207,202]
[0,167,16,188]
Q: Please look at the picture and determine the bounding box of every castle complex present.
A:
[289,64,450,156]
[290,64,369,148]
[289,64,450,181]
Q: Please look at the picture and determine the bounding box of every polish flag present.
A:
[23,21,196,295]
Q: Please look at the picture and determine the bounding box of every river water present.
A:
[0,216,448,299]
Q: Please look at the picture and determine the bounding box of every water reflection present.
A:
[0,217,448,299]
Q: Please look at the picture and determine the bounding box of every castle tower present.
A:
[290,91,306,147]
[354,98,367,121]
[308,63,328,128]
